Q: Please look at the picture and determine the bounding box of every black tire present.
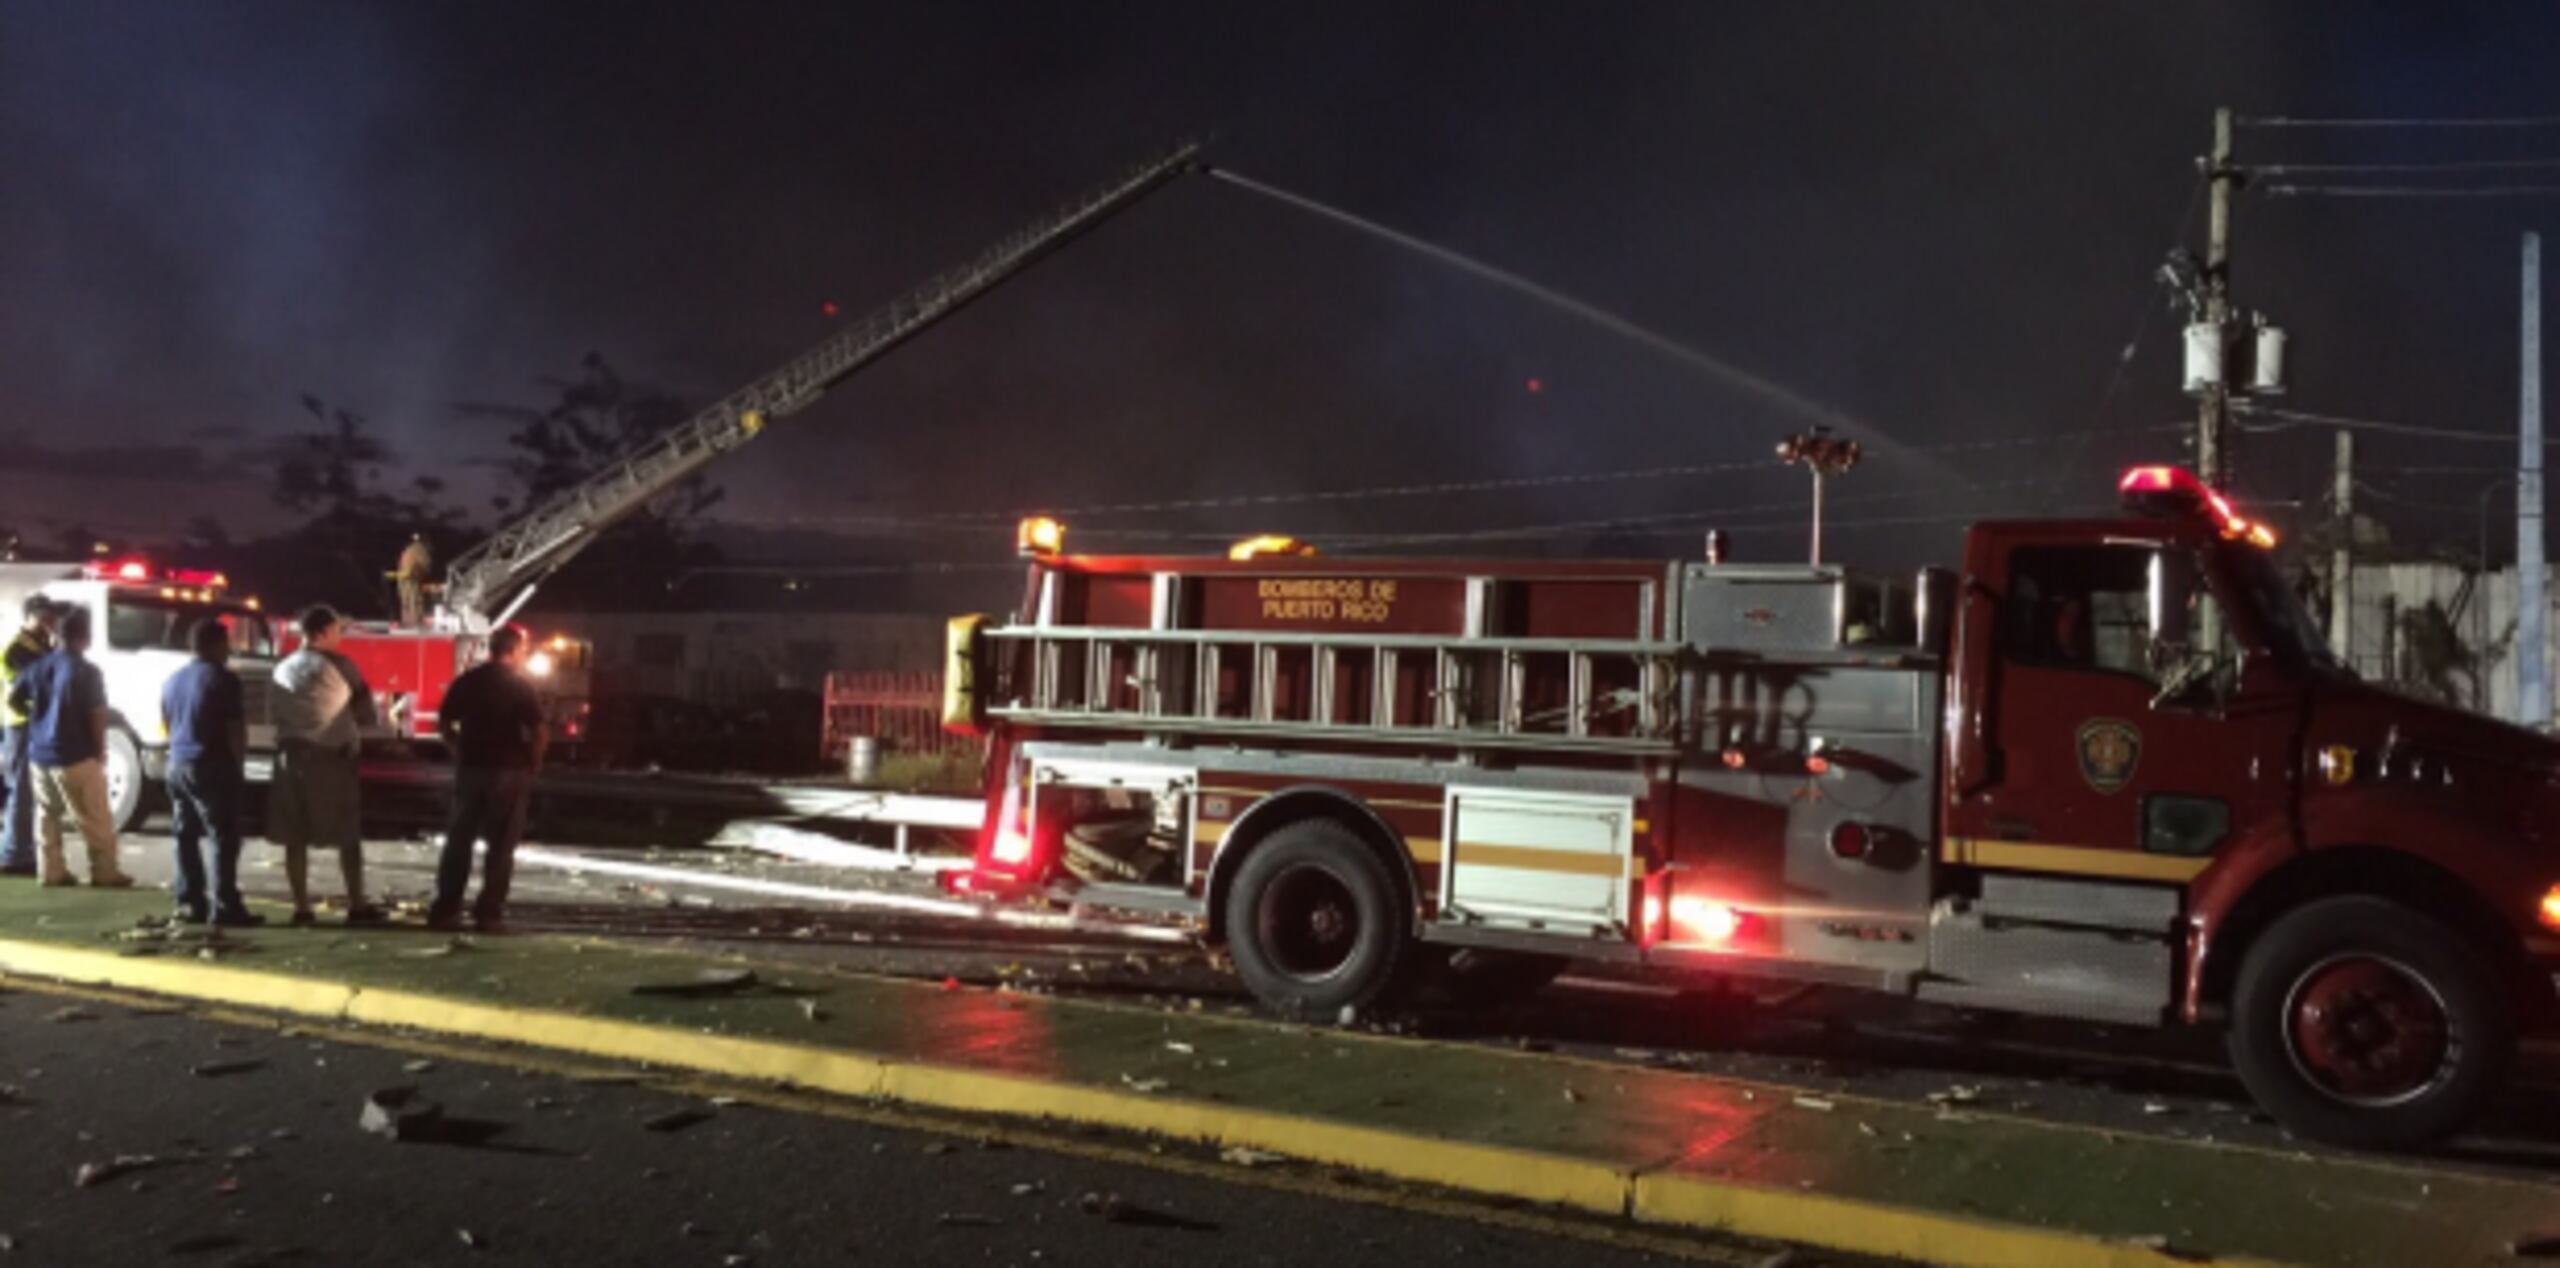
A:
[104,726,148,833]
[2227,895,2512,1151]
[1224,818,1415,1020]
[1429,947,1569,1010]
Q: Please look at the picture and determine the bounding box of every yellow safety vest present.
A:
[1,631,44,728]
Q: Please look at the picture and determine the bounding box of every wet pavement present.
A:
[101,818,2560,1187]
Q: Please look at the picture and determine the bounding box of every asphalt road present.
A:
[95,817,2560,1188]
[0,981,1827,1268]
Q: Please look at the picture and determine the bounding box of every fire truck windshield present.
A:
[106,596,275,657]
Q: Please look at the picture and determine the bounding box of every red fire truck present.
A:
[284,622,594,754]
[945,467,2560,1149]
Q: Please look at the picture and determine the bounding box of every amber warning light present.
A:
[1017,516,1066,558]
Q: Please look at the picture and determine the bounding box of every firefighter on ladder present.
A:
[395,534,434,627]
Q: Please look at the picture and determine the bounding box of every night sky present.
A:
[6,2,2559,577]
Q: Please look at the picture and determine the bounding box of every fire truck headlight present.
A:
[2538,885,2560,934]
[527,650,556,678]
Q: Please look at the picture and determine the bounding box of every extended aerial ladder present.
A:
[435,144,1203,629]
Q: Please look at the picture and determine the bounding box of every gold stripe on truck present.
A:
[1452,843,1629,878]
[1942,837,2209,883]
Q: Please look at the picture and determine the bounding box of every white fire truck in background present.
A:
[0,559,279,830]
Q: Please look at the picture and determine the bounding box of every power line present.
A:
[2232,403,2515,443]
[715,423,2183,536]
[2260,183,2560,199]
[2240,115,2560,130]
[2055,173,2206,509]
[2257,157,2560,176]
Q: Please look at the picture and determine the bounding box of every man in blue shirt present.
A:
[163,618,261,926]
[6,607,130,888]
[0,596,62,876]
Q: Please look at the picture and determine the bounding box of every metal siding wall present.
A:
[2347,561,2558,725]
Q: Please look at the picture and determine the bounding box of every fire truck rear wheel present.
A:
[1225,818,1415,1020]
[2228,895,2510,1151]
[104,726,148,833]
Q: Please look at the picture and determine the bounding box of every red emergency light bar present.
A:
[2117,466,2278,548]
[81,559,228,589]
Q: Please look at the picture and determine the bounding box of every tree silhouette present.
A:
[454,352,724,609]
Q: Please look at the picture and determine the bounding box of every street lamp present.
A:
[1776,426,1863,565]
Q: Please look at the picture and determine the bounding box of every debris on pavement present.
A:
[1119,1075,1169,1094]
[457,1227,486,1251]
[72,1155,160,1189]
[401,1059,437,1074]
[189,1058,265,1078]
[358,1087,445,1142]
[1078,1191,1219,1231]
[410,938,475,958]
[631,968,760,998]
[1219,1146,1284,1167]
[1791,1096,1836,1113]
[642,1107,714,1134]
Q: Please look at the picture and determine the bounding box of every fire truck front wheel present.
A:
[1225,819,1416,1020]
[104,726,149,833]
[2228,896,2511,1151]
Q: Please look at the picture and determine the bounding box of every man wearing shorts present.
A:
[270,606,383,925]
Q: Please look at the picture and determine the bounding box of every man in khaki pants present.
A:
[4,607,131,888]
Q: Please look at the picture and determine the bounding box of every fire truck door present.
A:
[1945,539,2295,885]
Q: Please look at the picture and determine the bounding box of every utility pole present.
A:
[2522,232,2548,728]
[2198,107,2238,490]
[2330,429,2354,663]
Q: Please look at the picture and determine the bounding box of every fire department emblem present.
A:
[2076,719,2141,794]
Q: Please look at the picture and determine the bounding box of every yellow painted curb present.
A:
[0,937,2282,1268]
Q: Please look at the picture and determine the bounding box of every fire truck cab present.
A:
[0,559,279,830]
[948,471,2560,1150]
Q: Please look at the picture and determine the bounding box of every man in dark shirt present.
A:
[429,625,548,933]
[162,619,263,927]
[0,596,62,876]
[8,607,130,887]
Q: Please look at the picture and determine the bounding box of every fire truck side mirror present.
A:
[2148,550,2198,654]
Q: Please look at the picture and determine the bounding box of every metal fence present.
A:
[822,670,982,764]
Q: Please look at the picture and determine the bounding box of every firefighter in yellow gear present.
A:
[395,535,434,627]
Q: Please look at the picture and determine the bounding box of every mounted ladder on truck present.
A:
[326,144,1203,755]
[435,143,1204,631]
